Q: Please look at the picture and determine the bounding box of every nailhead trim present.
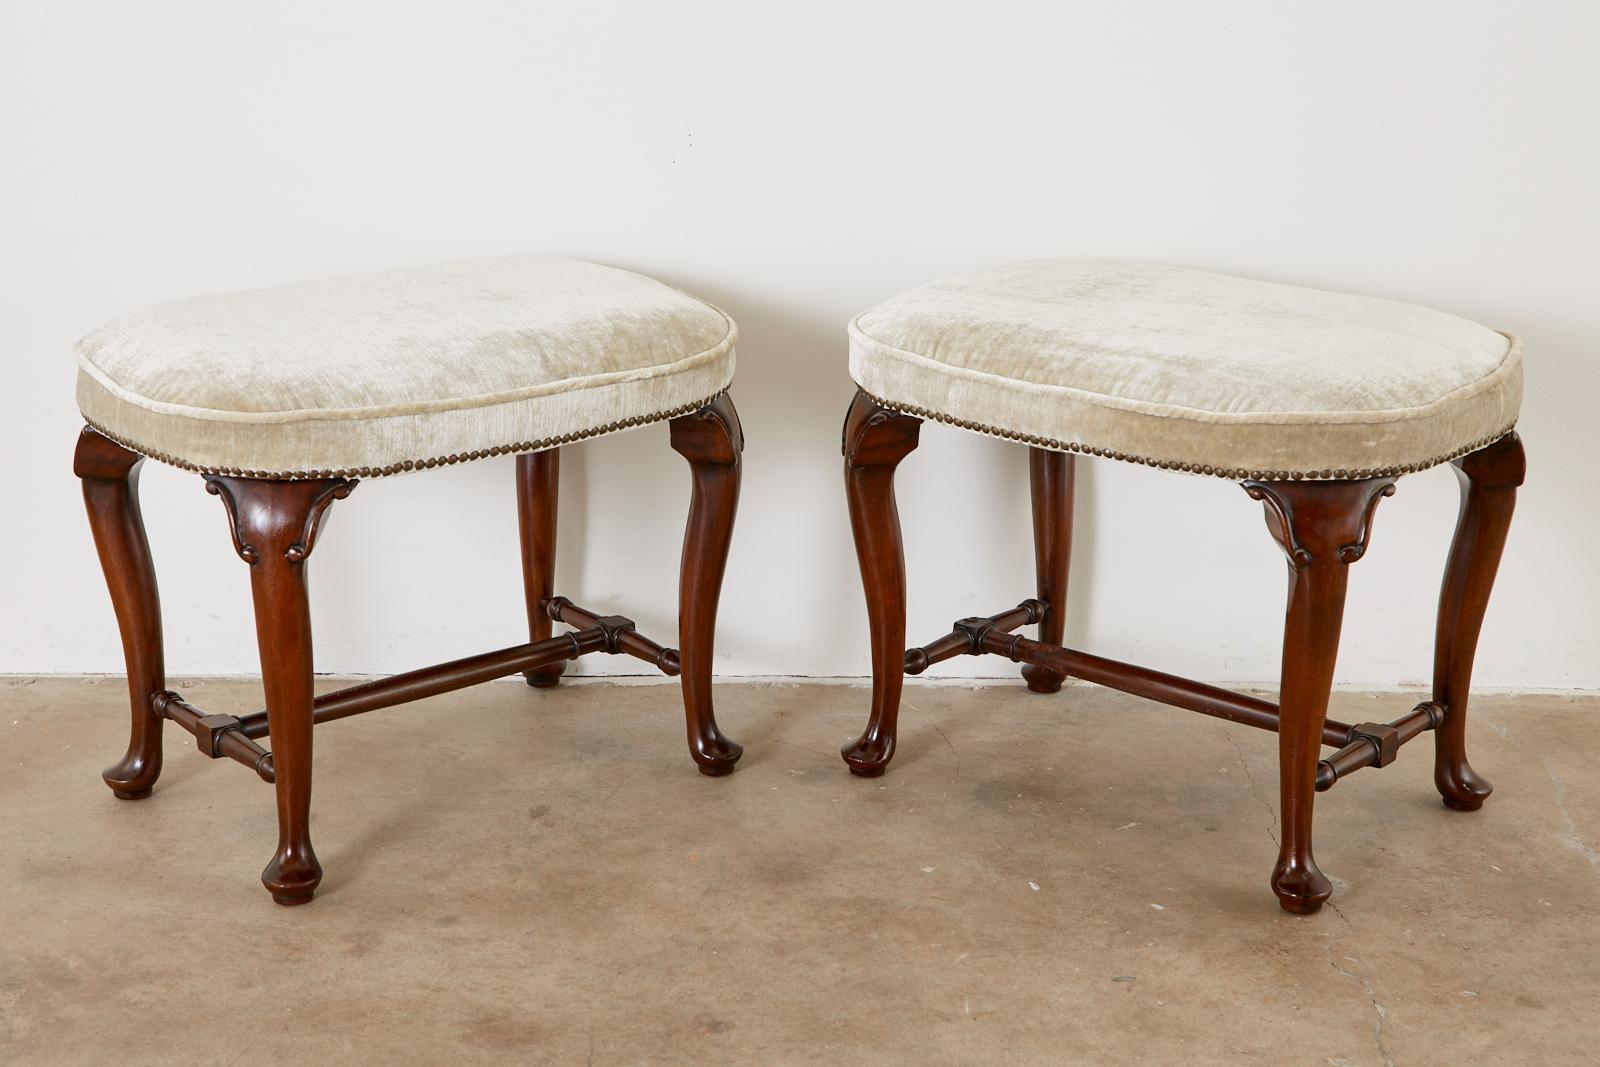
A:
[862,392,1518,481]
[83,391,728,481]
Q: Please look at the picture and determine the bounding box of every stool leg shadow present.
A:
[839,391,923,777]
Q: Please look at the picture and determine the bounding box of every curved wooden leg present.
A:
[1434,432,1525,811]
[1246,476,1395,914]
[516,448,565,688]
[1022,448,1075,693]
[669,395,744,776]
[75,428,166,800]
[840,391,922,777]
[207,474,354,904]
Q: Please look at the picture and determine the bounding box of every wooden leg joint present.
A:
[590,615,639,654]
[544,596,681,675]
[195,713,247,758]
[1315,701,1445,791]
[153,691,276,783]
[904,600,1044,675]
[1350,722,1402,767]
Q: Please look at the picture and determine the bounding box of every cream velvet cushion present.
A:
[849,260,1521,479]
[76,257,737,478]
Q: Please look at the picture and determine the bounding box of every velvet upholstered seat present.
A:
[839,257,1528,914]
[849,260,1521,479]
[76,257,737,478]
[73,256,748,905]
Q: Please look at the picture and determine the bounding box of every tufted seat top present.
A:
[76,257,737,478]
[848,260,1521,479]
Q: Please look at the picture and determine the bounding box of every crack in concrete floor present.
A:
[1483,713,1600,880]
[1326,901,1394,1067]
[1224,727,1280,848]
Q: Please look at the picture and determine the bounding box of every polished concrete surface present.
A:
[2,677,1596,1064]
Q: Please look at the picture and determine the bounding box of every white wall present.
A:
[3,1,1596,688]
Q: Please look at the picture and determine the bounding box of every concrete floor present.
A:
[1,677,1596,1065]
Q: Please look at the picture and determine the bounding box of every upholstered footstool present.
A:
[840,260,1524,913]
[75,257,744,904]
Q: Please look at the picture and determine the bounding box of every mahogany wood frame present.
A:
[75,394,744,905]
[840,389,1526,914]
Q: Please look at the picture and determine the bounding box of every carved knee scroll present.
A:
[1246,476,1394,914]
[207,475,354,905]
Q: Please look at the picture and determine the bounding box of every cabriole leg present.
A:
[75,427,166,799]
[1022,448,1075,693]
[669,395,745,776]
[207,474,354,904]
[1246,476,1395,914]
[840,391,922,777]
[516,448,565,688]
[1434,432,1525,811]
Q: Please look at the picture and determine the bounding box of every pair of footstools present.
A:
[75,257,1523,913]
